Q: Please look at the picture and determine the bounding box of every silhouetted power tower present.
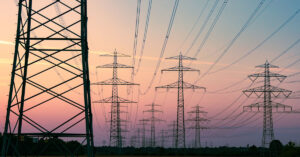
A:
[156,52,206,148]
[143,103,163,147]
[243,60,293,148]
[168,121,177,148]
[137,128,141,147]
[2,0,94,156]
[187,105,209,148]
[93,50,139,147]
[138,118,148,147]
[160,129,168,147]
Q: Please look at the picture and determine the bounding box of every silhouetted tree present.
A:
[270,140,283,157]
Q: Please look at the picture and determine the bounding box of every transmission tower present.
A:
[167,121,176,148]
[136,128,141,147]
[160,129,168,148]
[2,0,94,156]
[93,50,139,148]
[143,103,163,147]
[243,60,293,148]
[156,52,206,148]
[187,105,209,148]
[138,118,148,147]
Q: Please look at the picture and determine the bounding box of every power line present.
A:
[135,0,153,74]
[193,0,229,58]
[177,0,209,51]
[140,0,180,95]
[185,0,219,55]
[209,9,300,74]
[194,0,266,83]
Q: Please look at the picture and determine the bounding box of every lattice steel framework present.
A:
[143,103,163,147]
[159,129,168,148]
[167,121,176,148]
[138,118,148,147]
[93,50,138,148]
[187,105,209,148]
[2,0,94,156]
[156,52,206,148]
[243,60,292,148]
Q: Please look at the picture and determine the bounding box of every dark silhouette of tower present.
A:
[143,103,163,147]
[156,52,206,148]
[138,118,148,147]
[93,50,139,147]
[160,129,168,148]
[187,105,209,148]
[167,121,176,148]
[243,60,293,147]
[2,0,94,156]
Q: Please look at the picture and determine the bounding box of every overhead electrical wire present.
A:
[194,0,267,83]
[177,0,209,52]
[209,9,300,74]
[140,0,180,95]
[271,37,300,63]
[184,0,219,55]
[249,0,275,26]
[135,0,153,74]
[128,0,142,95]
[193,0,229,58]
[132,0,142,74]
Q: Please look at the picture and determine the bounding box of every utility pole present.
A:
[187,105,209,148]
[156,52,206,148]
[2,0,94,156]
[243,60,293,148]
[93,50,139,148]
[143,103,163,147]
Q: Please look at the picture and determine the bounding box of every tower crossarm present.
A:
[161,66,200,73]
[143,109,163,113]
[165,54,197,60]
[187,126,209,130]
[243,102,292,112]
[243,85,292,98]
[248,72,287,82]
[92,78,139,86]
[188,110,207,114]
[93,96,137,103]
[145,104,161,107]
[156,81,206,91]
[186,118,210,122]
[96,63,133,69]
[100,52,131,58]
[255,61,279,69]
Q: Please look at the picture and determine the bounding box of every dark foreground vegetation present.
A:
[0,134,299,156]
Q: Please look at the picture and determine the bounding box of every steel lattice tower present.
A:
[243,60,293,148]
[187,105,209,148]
[143,103,163,147]
[156,52,206,148]
[138,119,148,147]
[167,121,176,148]
[2,0,94,156]
[160,129,168,148]
[93,50,138,148]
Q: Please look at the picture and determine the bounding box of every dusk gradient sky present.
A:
[0,0,300,147]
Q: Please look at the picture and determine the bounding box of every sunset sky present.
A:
[0,0,300,147]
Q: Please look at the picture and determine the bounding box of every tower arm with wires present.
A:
[92,50,139,148]
[243,60,293,148]
[156,52,206,148]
